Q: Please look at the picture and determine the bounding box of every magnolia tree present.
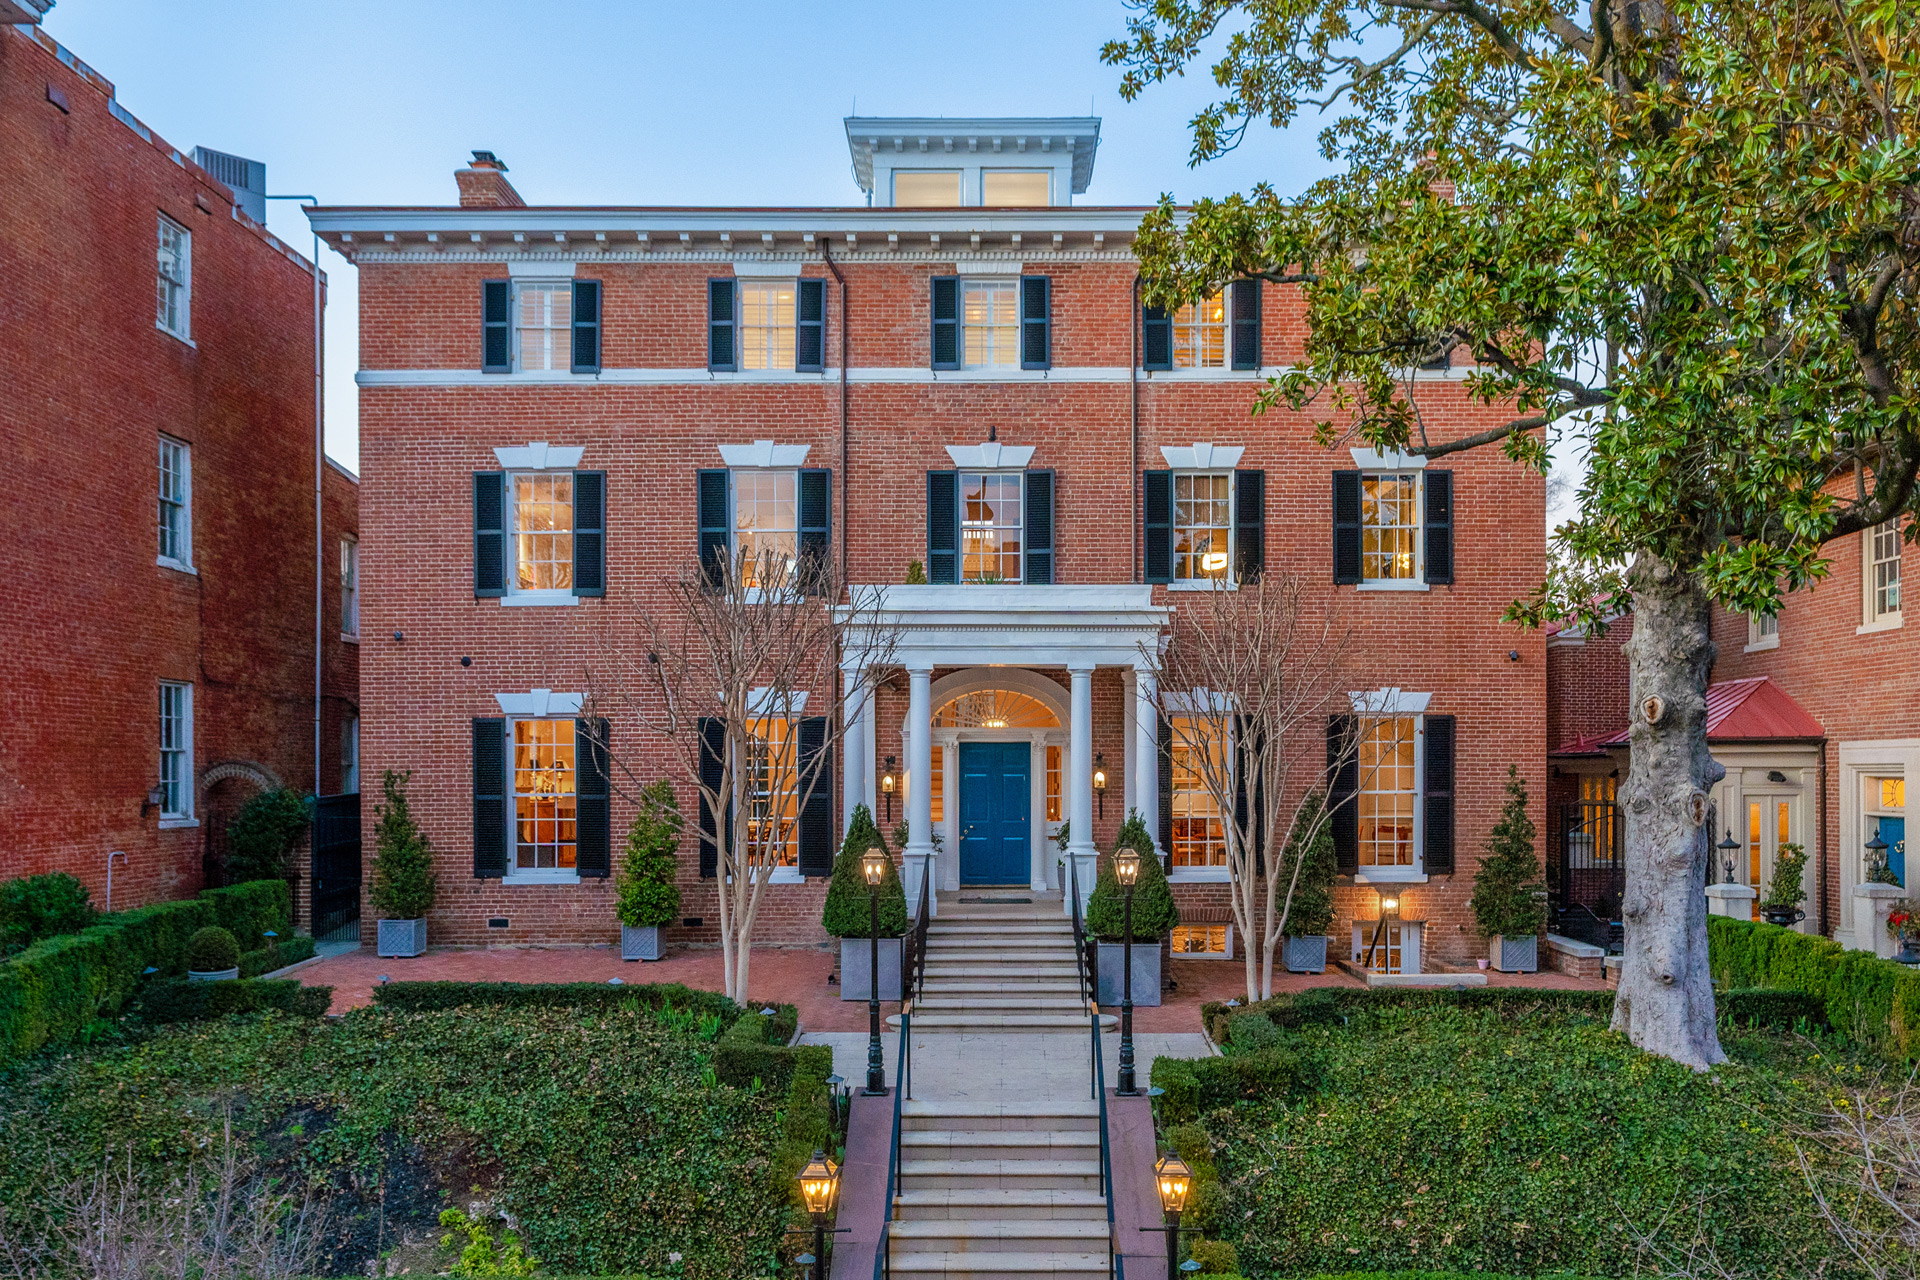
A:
[1144,571,1362,1001]
[584,549,899,1001]
[1106,0,1920,1069]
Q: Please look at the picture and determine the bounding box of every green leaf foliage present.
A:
[223,788,312,882]
[368,769,437,921]
[1277,794,1337,937]
[1763,842,1811,909]
[1086,811,1180,940]
[135,976,331,1024]
[185,927,239,972]
[0,873,96,956]
[821,804,907,938]
[1708,914,1920,1061]
[1468,767,1545,938]
[617,780,684,928]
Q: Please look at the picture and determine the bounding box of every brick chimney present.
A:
[456,151,525,209]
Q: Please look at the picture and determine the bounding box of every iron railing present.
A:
[1065,855,1122,1279]
[873,865,931,1279]
[1553,801,1623,952]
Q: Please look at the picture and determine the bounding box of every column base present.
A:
[1063,844,1099,916]
[903,846,938,919]
[1854,883,1906,959]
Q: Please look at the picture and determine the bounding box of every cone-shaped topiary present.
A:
[368,769,437,921]
[617,780,684,928]
[1086,810,1180,941]
[1469,765,1546,938]
[186,926,240,972]
[1278,794,1338,937]
[823,804,908,938]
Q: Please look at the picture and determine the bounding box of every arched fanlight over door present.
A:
[933,689,1060,730]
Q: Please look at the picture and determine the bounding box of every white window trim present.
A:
[1348,700,1428,879]
[340,537,360,641]
[739,713,804,880]
[1860,522,1904,633]
[156,215,192,345]
[158,680,194,825]
[502,468,579,606]
[956,468,1027,584]
[510,279,575,375]
[1168,469,1236,590]
[1350,919,1423,974]
[495,689,585,717]
[502,708,585,885]
[958,277,1020,371]
[494,442,585,471]
[1165,702,1235,881]
[1745,612,1780,652]
[946,442,1035,470]
[157,435,194,573]
[720,440,812,469]
[1358,471,1428,589]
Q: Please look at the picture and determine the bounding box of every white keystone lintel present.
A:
[945,441,1035,469]
[1160,443,1245,470]
[494,442,586,471]
[741,687,809,717]
[719,440,812,468]
[1349,686,1432,716]
[729,259,806,277]
[1350,447,1428,471]
[957,260,1025,276]
[496,688,585,717]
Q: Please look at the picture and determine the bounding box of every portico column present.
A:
[1067,662,1098,915]
[1121,667,1138,820]
[905,662,935,914]
[1134,664,1160,857]
[841,667,869,829]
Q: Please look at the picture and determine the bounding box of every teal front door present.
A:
[958,741,1031,886]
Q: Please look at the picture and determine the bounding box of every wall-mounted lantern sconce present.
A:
[880,756,896,823]
[1093,753,1107,818]
[141,783,167,816]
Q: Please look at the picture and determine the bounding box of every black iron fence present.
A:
[311,793,362,944]
[1553,801,1623,952]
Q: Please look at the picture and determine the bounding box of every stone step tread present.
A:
[888,1221,1110,1240]
[919,980,1083,991]
[926,938,1075,948]
[924,951,1079,961]
[902,1131,1101,1149]
[902,1160,1102,1177]
[891,1014,1113,1030]
[915,997,1086,1009]
[883,1251,1110,1274]
[894,1189,1108,1210]
[903,1100,1101,1118]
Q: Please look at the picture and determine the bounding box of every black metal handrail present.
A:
[1066,855,1122,1279]
[904,860,932,1005]
[873,999,909,1280]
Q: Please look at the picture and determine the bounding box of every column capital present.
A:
[905,660,935,678]
[1066,659,1097,675]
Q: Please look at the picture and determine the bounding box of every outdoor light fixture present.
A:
[862,846,889,1096]
[1362,890,1402,972]
[1867,830,1892,883]
[1379,893,1400,919]
[142,783,167,815]
[796,1149,840,1280]
[1115,847,1142,1095]
[1719,828,1741,885]
[1114,848,1140,887]
[881,756,897,823]
[1094,753,1108,818]
[1154,1151,1196,1278]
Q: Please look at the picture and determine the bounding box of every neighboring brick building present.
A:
[312,118,1546,970]
[0,14,357,915]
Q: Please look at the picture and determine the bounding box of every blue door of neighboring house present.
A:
[1883,817,1908,887]
[958,741,1030,886]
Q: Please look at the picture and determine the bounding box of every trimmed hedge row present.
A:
[714,1001,803,1088]
[238,934,317,979]
[135,977,333,1024]
[1150,1046,1312,1123]
[1708,914,1920,1059]
[0,880,291,1063]
[1199,986,1616,1044]
[371,978,742,1020]
[1717,986,1829,1032]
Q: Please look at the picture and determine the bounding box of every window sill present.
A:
[500,592,578,607]
[768,867,806,885]
[157,556,198,575]
[504,872,582,886]
[341,632,360,645]
[1353,870,1429,884]
[156,322,196,348]
[1858,616,1904,635]
[1744,635,1780,653]
[1355,580,1430,593]
[1168,867,1232,883]
[1166,580,1237,592]
[158,817,200,830]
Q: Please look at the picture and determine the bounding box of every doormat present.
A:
[960,895,1032,904]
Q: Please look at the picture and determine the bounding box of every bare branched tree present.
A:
[582,548,898,1001]
[1794,1072,1920,1280]
[1141,571,1363,1002]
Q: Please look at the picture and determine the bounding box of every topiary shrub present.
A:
[185,926,240,972]
[822,804,907,938]
[1468,765,1545,938]
[1227,1012,1283,1053]
[368,769,436,920]
[0,873,96,955]
[223,788,312,882]
[1763,841,1810,910]
[1086,810,1179,940]
[616,780,683,928]
[1277,794,1337,937]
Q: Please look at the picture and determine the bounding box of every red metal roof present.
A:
[1562,677,1823,754]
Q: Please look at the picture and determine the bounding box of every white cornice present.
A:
[1159,443,1245,470]
[494,442,584,470]
[719,440,812,468]
[946,441,1036,469]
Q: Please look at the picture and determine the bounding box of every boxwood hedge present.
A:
[1708,915,1920,1060]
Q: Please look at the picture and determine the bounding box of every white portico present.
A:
[840,585,1170,915]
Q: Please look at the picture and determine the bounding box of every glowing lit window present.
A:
[1358,717,1417,869]
[739,280,797,372]
[513,719,576,871]
[512,473,573,592]
[981,170,1049,206]
[745,719,798,866]
[1361,474,1420,581]
[1046,745,1062,822]
[961,471,1023,582]
[931,745,944,825]
[1170,715,1228,869]
[1173,473,1231,581]
[1171,292,1226,369]
[934,690,1059,729]
[733,470,798,589]
[961,281,1019,369]
[1356,922,1404,973]
[515,283,572,372]
[894,170,961,207]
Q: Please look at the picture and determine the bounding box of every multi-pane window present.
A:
[1357,922,1404,973]
[1173,473,1232,581]
[1361,474,1420,581]
[1569,773,1618,869]
[1867,519,1903,624]
[512,474,573,592]
[515,283,572,372]
[930,745,944,824]
[1046,745,1062,823]
[745,719,799,865]
[961,472,1023,582]
[1169,715,1228,869]
[158,436,190,566]
[1748,612,1778,648]
[159,681,192,819]
[340,538,359,638]
[1172,293,1227,369]
[157,216,190,339]
[734,470,798,589]
[1171,924,1230,957]
[894,170,961,207]
[1869,775,1907,886]
[981,170,1049,206]
[739,281,798,372]
[512,719,576,872]
[961,281,1019,369]
[1357,716,1418,869]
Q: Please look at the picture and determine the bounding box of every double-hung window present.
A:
[158,436,191,569]
[340,538,359,639]
[157,215,190,341]
[1172,293,1228,369]
[342,715,361,795]
[1865,518,1903,628]
[515,283,572,371]
[1362,474,1421,583]
[1332,466,1452,588]
[739,281,798,371]
[1357,716,1419,871]
[512,473,574,595]
[158,681,193,821]
[1169,715,1229,870]
[733,470,799,590]
[744,718,799,868]
[961,281,1019,370]
[483,279,600,375]
[1173,473,1232,582]
[1747,611,1778,651]
[512,718,577,874]
[960,471,1023,582]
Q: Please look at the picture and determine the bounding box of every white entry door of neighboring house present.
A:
[1740,792,1804,918]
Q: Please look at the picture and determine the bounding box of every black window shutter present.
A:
[697,469,731,590]
[707,278,737,372]
[1024,469,1054,584]
[575,717,611,877]
[570,279,602,374]
[931,277,959,370]
[1424,470,1454,585]
[1234,469,1265,584]
[1143,470,1173,584]
[1234,714,1264,875]
[797,716,835,877]
[1327,715,1359,875]
[1020,275,1051,370]
[474,472,507,597]
[797,279,826,372]
[1424,714,1456,874]
[473,717,508,878]
[1142,305,1172,370]
[1230,279,1262,370]
[1157,715,1174,856]
[799,468,832,592]
[1332,471,1363,585]
[698,717,727,879]
[482,280,511,373]
[927,470,959,583]
[572,470,606,597]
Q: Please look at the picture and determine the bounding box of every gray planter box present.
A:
[377,918,427,959]
[1284,934,1330,974]
[1095,939,1162,1007]
[839,936,903,1001]
[621,924,664,961]
[187,967,239,983]
[1493,934,1539,973]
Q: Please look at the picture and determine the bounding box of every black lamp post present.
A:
[796,1148,839,1280]
[1155,1151,1194,1277]
[1718,828,1740,885]
[862,846,888,1095]
[1115,847,1140,1096]
[1868,829,1893,884]
[881,757,896,823]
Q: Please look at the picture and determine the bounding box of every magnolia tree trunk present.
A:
[1612,554,1727,1070]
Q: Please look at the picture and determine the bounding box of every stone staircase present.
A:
[892,897,1117,1035]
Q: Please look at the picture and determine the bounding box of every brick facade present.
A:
[0,24,356,911]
